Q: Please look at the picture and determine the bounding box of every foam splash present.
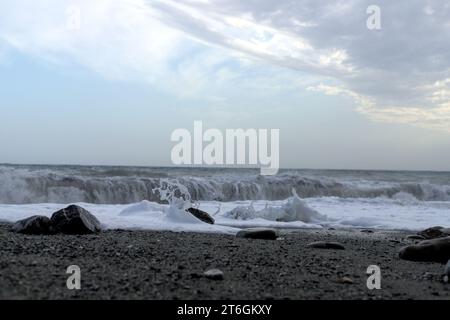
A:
[224,189,326,223]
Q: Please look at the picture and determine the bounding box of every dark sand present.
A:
[0,223,449,300]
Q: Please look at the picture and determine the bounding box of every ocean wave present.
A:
[1,165,450,204]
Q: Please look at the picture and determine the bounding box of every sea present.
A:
[0,164,449,234]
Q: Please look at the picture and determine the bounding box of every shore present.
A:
[0,223,448,300]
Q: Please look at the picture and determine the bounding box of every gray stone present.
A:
[12,215,53,235]
[406,235,426,240]
[204,269,224,280]
[417,226,450,239]
[186,208,215,224]
[236,228,278,240]
[307,241,345,250]
[51,205,102,234]
[399,236,450,263]
[445,260,450,276]
[338,277,354,284]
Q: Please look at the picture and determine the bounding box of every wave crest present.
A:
[1,165,449,204]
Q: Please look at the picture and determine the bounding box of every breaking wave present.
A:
[1,164,450,204]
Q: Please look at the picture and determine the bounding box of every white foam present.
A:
[1,168,450,233]
[306,196,450,230]
[0,194,449,232]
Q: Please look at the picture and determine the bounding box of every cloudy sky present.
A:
[1,0,450,170]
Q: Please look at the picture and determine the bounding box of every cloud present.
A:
[1,0,450,131]
[308,82,450,132]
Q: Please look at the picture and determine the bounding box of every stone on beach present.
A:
[338,277,354,284]
[235,228,278,240]
[51,205,102,234]
[445,260,450,276]
[186,208,215,224]
[406,235,426,240]
[417,226,450,240]
[306,241,345,250]
[399,236,450,263]
[204,269,224,280]
[12,215,53,235]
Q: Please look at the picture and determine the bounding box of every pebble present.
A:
[339,277,354,284]
[445,259,450,276]
[236,228,278,240]
[406,235,426,240]
[307,241,345,250]
[204,269,224,280]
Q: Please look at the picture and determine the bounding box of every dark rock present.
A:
[399,236,450,263]
[307,241,345,250]
[361,229,374,233]
[406,235,426,240]
[204,269,224,280]
[12,215,53,235]
[417,226,450,239]
[236,228,278,240]
[186,208,215,224]
[51,205,102,234]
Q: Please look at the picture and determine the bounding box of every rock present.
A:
[406,235,426,240]
[417,226,450,239]
[399,236,450,263]
[51,205,102,234]
[361,229,374,233]
[420,272,434,280]
[12,215,53,235]
[236,228,278,240]
[204,269,224,280]
[338,277,353,284]
[445,260,450,276]
[186,208,215,224]
[307,241,345,250]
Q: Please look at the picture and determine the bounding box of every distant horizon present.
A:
[3,161,450,174]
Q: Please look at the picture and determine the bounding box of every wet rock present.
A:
[399,236,450,263]
[236,228,278,240]
[445,260,450,276]
[307,241,345,250]
[406,235,426,240]
[12,215,53,235]
[186,208,215,224]
[51,205,102,234]
[204,269,224,280]
[417,226,450,239]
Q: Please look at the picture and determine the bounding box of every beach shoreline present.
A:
[1,223,448,300]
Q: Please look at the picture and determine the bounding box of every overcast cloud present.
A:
[1,0,450,132]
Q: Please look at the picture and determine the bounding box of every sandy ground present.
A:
[0,223,449,300]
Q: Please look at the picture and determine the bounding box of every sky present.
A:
[1,0,450,171]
